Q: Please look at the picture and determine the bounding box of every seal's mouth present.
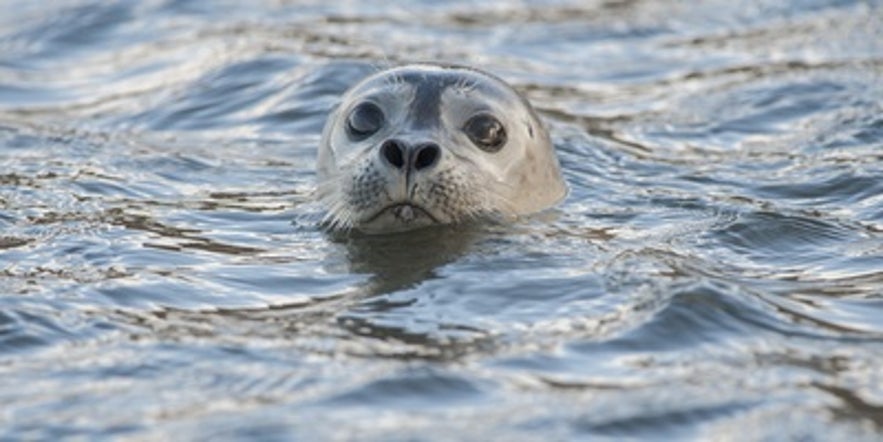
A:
[365,203,439,225]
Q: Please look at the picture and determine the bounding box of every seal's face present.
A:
[317,64,566,233]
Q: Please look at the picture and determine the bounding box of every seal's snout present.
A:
[380,139,440,172]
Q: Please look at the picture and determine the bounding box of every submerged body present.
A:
[317,64,566,233]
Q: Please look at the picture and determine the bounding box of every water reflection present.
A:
[335,225,483,294]
[1,0,882,440]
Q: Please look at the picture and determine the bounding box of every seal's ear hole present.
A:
[463,113,507,153]
[346,102,385,140]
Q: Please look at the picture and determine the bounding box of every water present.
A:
[1,0,882,439]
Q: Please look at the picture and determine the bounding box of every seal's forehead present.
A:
[353,65,518,102]
[345,65,526,131]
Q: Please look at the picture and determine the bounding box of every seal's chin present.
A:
[360,203,440,233]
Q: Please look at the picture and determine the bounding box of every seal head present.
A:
[317,64,566,233]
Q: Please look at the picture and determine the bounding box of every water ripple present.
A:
[1,0,882,439]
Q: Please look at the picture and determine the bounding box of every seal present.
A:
[317,63,566,233]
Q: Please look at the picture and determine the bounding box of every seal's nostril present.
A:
[381,140,405,169]
[381,140,440,171]
[414,143,440,170]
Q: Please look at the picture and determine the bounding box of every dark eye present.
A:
[346,102,384,139]
[463,113,507,152]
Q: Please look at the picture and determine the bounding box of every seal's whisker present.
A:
[327,198,356,227]
[459,77,479,93]
[381,67,405,90]
[372,54,394,74]
[323,207,352,232]
[316,174,350,202]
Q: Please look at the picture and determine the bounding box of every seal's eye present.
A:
[346,102,384,139]
[463,114,507,152]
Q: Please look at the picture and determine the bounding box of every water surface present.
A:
[1,0,882,440]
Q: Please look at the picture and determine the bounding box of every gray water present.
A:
[1,0,882,440]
